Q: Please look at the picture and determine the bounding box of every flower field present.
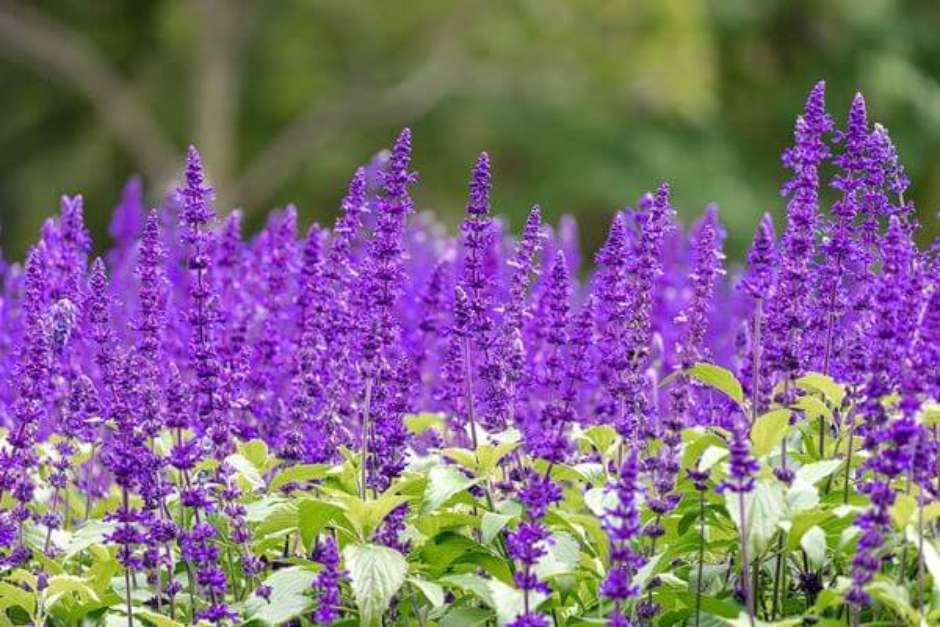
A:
[0,81,937,626]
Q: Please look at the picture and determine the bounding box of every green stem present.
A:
[694,490,706,627]
[738,491,755,627]
[843,418,856,505]
[360,377,373,500]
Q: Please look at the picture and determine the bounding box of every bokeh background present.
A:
[1,0,939,262]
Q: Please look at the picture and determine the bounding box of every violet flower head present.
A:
[765,81,833,384]
[135,210,166,362]
[314,536,344,625]
[602,447,645,623]
[717,417,759,494]
[741,213,775,300]
[109,176,144,249]
[466,151,492,217]
[179,145,215,231]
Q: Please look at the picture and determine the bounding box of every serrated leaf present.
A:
[750,409,791,458]
[534,532,579,579]
[409,577,445,608]
[726,480,786,554]
[424,465,477,513]
[344,543,408,627]
[687,363,744,406]
[800,526,827,567]
[244,566,317,625]
[481,512,513,545]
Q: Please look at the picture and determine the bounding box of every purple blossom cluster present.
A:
[0,81,937,624]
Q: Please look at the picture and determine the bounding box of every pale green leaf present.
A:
[698,445,729,471]
[423,465,477,513]
[750,409,791,458]
[225,453,265,491]
[794,460,842,485]
[795,372,846,407]
[269,463,329,491]
[344,543,408,627]
[534,532,579,579]
[408,577,445,608]
[244,566,317,625]
[686,363,745,405]
[297,498,343,551]
[404,412,446,434]
[800,526,827,567]
[481,512,513,545]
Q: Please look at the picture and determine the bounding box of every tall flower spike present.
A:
[741,213,775,300]
[135,211,166,362]
[765,81,833,387]
[109,176,144,250]
[602,447,645,625]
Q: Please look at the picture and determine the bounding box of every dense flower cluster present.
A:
[0,82,936,626]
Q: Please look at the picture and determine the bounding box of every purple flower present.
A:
[313,536,344,625]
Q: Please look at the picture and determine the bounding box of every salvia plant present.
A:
[0,82,938,627]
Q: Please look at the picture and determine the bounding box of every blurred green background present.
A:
[1,0,939,262]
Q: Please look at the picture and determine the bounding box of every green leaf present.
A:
[890,494,916,530]
[63,520,115,560]
[43,575,99,608]
[439,573,495,607]
[404,412,446,434]
[237,438,270,469]
[481,512,513,545]
[578,425,619,455]
[795,372,846,407]
[0,582,36,618]
[794,460,842,485]
[297,498,343,551]
[698,445,729,471]
[408,577,445,608]
[244,566,317,625]
[269,463,329,491]
[584,486,617,517]
[336,489,409,542]
[687,363,744,406]
[344,543,408,627]
[131,608,186,627]
[792,395,831,422]
[225,453,265,491]
[439,606,493,627]
[725,480,786,554]
[800,525,827,567]
[750,408,791,458]
[476,441,519,477]
[423,465,477,513]
[534,532,580,579]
